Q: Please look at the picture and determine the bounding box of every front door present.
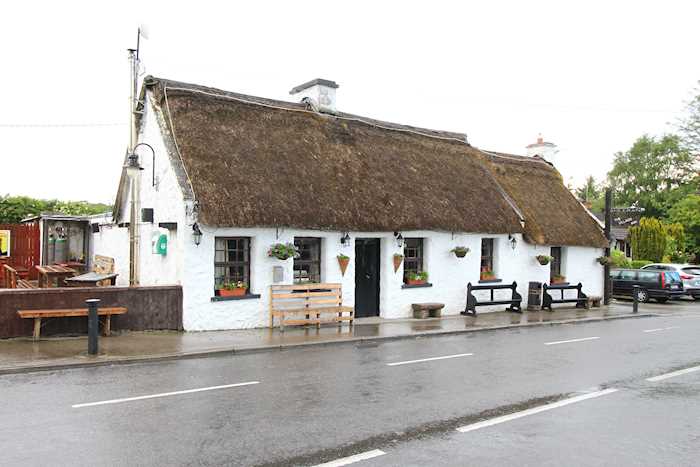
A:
[355,238,380,318]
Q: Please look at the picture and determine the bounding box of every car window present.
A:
[641,265,657,270]
[665,272,682,283]
[637,271,658,282]
[682,267,700,275]
[620,270,637,280]
[610,270,622,279]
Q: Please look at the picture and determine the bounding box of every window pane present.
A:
[403,238,424,282]
[294,238,321,283]
[214,237,251,289]
[480,238,493,272]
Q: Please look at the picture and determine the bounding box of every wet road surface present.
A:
[1,307,699,466]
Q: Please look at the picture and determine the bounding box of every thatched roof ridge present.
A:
[144,77,524,234]
[477,149,608,248]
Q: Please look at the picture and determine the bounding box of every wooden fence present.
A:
[0,222,40,284]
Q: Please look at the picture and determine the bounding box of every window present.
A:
[620,270,636,280]
[480,239,494,274]
[403,238,424,282]
[294,237,321,283]
[638,271,659,282]
[214,237,250,289]
[550,247,562,280]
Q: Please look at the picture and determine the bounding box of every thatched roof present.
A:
[135,77,605,246]
[477,150,608,248]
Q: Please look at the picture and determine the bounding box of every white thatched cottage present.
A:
[92,77,608,330]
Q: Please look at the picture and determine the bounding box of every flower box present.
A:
[406,279,427,286]
[218,287,247,297]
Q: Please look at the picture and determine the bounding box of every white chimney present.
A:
[290,78,339,113]
[526,134,558,161]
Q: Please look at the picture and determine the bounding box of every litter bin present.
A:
[527,281,542,311]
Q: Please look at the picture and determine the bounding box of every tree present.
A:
[607,135,697,218]
[679,80,700,152]
[0,195,111,224]
[664,222,687,262]
[575,175,601,202]
[629,217,667,262]
[669,194,700,261]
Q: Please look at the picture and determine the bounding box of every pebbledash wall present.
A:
[178,226,604,331]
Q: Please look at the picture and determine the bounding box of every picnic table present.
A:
[36,265,76,288]
[64,272,119,287]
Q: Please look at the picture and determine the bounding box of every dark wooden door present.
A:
[355,238,380,318]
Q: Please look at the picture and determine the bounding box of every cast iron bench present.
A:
[17,307,128,339]
[461,281,522,316]
[270,283,353,331]
[541,282,588,311]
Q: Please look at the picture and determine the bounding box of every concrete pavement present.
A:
[0,300,680,374]
[1,303,699,466]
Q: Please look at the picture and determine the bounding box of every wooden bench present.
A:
[17,307,128,339]
[542,283,588,311]
[3,264,35,289]
[461,281,522,316]
[270,283,353,331]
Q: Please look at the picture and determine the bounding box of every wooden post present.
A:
[33,318,41,340]
[603,189,612,305]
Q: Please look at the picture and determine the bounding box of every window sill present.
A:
[478,279,503,284]
[401,282,433,289]
[211,294,261,302]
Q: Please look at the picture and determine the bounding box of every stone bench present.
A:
[412,302,445,319]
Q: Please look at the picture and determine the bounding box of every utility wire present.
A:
[0,123,126,128]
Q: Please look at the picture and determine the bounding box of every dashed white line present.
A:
[544,336,600,346]
[643,326,679,333]
[72,381,260,408]
[312,449,386,467]
[386,353,474,366]
[456,388,619,433]
[646,365,700,382]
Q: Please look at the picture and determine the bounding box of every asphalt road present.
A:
[1,302,699,466]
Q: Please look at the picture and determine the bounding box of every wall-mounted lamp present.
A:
[340,232,351,247]
[192,222,203,246]
[394,231,404,248]
[508,234,517,250]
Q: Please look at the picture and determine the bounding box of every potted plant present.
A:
[536,255,552,265]
[337,253,350,276]
[551,274,567,284]
[393,253,404,273]
[268,242,300,260]
[218,281,248,297]
[480,267,496,281]
[406,271,428,285]
[451,246,470,258]
[596,256,612,266]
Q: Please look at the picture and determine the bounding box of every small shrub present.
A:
[630,259,652,269]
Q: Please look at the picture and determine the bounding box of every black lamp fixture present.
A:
[340,232,351,247]
[394,231,404,248]
[192,222,203,246]
[508,234,517,250]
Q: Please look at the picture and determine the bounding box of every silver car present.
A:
[640,263,700,300]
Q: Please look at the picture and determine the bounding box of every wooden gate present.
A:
[0,222,40,284]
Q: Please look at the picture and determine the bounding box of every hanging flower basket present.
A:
[597,256,612,266]
[337,254,350,276]
[268,242,299,260]
[536,255,552,265]
[393,253,404,273]
[451,246,470,258]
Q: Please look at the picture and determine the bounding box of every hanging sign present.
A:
[0,230,10,257]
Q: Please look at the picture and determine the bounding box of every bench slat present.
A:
[271,291,341,299]
[271,283,342,291]
[272,306,353,316]
[17,307,128,319]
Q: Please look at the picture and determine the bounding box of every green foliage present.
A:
[0,195,111,224]
[611,249,632,268]
[267,242,300,260]
[669,194,700,261]
[607,135,697,218]
[629,217,667,262]
[664,222,687,262]
[679,80,700,152]
[575,175,601,202]
[630,260,652,269]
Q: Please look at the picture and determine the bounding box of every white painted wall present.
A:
[89,216,130,286]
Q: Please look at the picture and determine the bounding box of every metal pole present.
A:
[603,189,612,305]
[632,285,639,313]
[86,299,100,355]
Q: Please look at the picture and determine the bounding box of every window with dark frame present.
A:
[550,246,562,280]
[480,238,494,273]
[294,237,322,284]
[214,237,251,290]
[403,238,424,283]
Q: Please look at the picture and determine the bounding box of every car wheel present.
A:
[635,289,649,303]
[656,297,668,303]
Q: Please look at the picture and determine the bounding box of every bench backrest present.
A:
[3,264,18,289]
[270,283,344,312]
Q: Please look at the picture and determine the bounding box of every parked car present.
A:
[640,263,700,300]
[610,269,684,303]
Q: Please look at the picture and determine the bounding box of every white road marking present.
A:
[643,326,679,333]
[312,449,386,467]
[386,353,473,366]
[456,388,619,433]
[544,336,600,346]
[646,365,700,382]
[72,381,260,408]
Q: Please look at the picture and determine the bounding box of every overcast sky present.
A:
[2,0,699,203]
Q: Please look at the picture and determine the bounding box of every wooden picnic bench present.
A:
[3,264,36,289]
[17,307,128,339]
[36,265,76,288]
[270,283,354,331]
